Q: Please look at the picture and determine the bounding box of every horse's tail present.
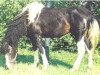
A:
[85,18,99,51]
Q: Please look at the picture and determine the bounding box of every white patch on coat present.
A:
[22,2,44,23]
[5,45,17,69]
[41,47,49,69]
[5,54,12,69]
[33,49,39,67]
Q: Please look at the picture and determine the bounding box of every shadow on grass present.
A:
[49,58,72,69]
[0,54,72,70]
[0,54,34,68]
[17,54,34,64]
[17,54,72,69]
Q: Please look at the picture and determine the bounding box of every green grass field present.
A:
[0,49,100,75]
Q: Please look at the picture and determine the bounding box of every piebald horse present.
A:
[0,2,99,71]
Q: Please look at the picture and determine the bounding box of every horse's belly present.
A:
[42,25,70,38]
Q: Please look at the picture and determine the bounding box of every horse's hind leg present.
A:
[71,37,86,71]
[33,49,39,67]
[84,39,94,69]
[85,36,98,69]
[87,48,93,69]
[86,19,99,69]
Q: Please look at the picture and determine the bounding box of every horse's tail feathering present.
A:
[88,19,99,50]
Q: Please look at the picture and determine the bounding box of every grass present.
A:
[0,0,5,4]
[0,49,100,75]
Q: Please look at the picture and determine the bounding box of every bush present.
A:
[50,34,77,52]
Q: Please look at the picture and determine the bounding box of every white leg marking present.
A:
[86,49,93,69]
[88,50,93,69]
[84,43,93,69]
[34,49,39,67]
[5,53,17,69]
[5,54,12,69]
[41,47,49,69]
[72,37,86,71]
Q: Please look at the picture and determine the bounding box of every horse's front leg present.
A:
[29,36,39,68]
[41,47,49,69]
[33,49,39,68]
[35,34,49,69]
[4,44,17,69]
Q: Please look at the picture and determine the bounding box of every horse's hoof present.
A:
[43,66,48,70]
[5,64,13,70]
[43,63,49,70]
[70,68,78,72]
[5,61,16,70]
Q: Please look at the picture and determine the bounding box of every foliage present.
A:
[0,1,100,52]
[0,0,32,48]
[50,34,77,52]
[50,1,80,8]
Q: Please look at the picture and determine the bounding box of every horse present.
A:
[0,2,99,71]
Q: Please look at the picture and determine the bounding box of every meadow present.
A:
[0,1,100,75]
[0,49,100,75]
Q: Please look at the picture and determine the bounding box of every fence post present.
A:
[45,38,50,61]
[45,0,51,61]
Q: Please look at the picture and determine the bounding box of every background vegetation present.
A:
[0,0,100,75]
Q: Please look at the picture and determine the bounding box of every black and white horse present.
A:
[0,2,99,71]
